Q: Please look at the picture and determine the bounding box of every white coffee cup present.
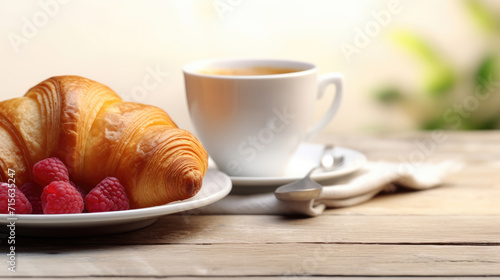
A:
[184,58,342,177]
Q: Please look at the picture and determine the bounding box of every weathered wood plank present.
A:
[4,132,499,278]
[327,183,500,215]
[6,275,500,280]
[4,244,500,277]
[14,215,500,245]
[317,132,500,162]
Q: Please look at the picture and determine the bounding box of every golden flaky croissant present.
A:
[0,76,208,208]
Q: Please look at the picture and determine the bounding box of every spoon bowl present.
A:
[275,145,344,201]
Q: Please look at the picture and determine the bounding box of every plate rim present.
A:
[0,170,231,226]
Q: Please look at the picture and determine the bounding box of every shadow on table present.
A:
[0,214,207,252]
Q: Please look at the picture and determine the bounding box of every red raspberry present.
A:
[19,182,43,214]
[42,181,84,214]
[70,181,87,200]
[33,157,69,187]
[0,182,32,214]
[85,177,129,212]
[70,181,88,212]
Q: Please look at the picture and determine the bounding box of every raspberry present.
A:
[33,157,69,187]
[0,183,32,214]
[42,181,84,214]
[19,182,43,214]
[85,177,129,212]
[70,181,88,212]
[70,181,87,200]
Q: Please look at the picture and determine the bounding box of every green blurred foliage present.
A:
[374,87,403,104]
[373,0,500,130]
[465,0,499,33]
[476,54,497,93]
[391,31,456,97]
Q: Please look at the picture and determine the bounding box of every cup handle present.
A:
[305,73,343,141]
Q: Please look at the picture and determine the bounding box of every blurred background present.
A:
[1,0,499,135]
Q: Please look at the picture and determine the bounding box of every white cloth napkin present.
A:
[194,160,463,217]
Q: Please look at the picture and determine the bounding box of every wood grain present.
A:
[0,275,500,280]
[16,215,500,246]
[3,131,500,278]
[4,244,500,277]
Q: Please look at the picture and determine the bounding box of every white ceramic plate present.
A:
[229,145,367,187]
[0,170,231,237]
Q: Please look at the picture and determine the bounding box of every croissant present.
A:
[0,75,208,209]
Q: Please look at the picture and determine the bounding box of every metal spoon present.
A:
[274,144,344,201]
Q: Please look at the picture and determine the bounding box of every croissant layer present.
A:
[0,76,208,208]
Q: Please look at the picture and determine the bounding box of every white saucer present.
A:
[229,144,367,187]
[0,170,231,237]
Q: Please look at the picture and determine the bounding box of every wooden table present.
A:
[2,131,500,279]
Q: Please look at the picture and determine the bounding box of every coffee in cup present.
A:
[199,66,300,76]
